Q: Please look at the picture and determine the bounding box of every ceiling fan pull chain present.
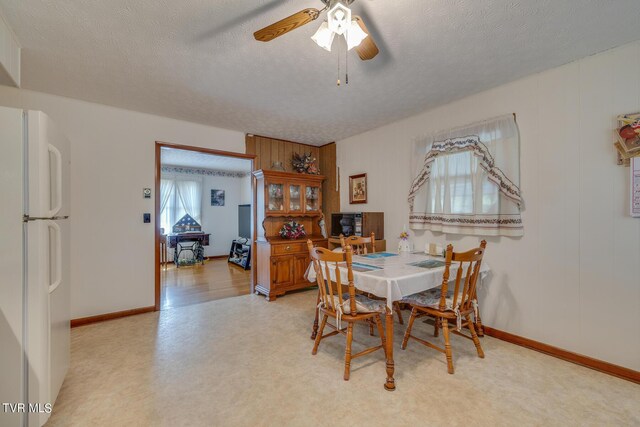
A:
[337,40,341,86]
[345,42,349,85]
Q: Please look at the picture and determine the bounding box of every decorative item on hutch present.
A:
[279,220,307,239]
[291,152,320,174]
[270,161,286,172]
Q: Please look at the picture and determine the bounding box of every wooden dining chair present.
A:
[340,232,376,255]
[339,232,404,326]
[401,241,487,374]
[307,241,388,381]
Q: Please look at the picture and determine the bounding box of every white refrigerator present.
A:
[0,107,70,426]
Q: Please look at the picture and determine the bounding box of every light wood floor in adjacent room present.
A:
[160,258,251,310]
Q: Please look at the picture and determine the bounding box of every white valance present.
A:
[408,114,524,237]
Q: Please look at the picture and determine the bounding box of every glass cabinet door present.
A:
[305,185,320,212]
[267,182,285,212]
[289,183,302,212]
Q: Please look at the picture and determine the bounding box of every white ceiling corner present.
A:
[1,0,640,145]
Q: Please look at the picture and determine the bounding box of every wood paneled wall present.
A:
[319,143,339,237]
[246,134,320,173]
[246,135,340,236]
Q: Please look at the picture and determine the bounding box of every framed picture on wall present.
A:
[211,189,225,206]
[349,173,367,204]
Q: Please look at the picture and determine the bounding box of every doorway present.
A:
[154,142,255,310]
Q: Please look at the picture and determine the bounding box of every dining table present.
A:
[307,250,490,391]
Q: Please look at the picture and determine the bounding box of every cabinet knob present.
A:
[285,246,291,251]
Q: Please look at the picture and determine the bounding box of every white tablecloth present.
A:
[307,251,490,310]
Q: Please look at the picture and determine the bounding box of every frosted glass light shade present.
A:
[346,20,368,50]
[311,22,335,51]
[327,2,351,35]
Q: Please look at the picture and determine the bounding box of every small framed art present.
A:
[349,173,367,204]
[211,189,225,206]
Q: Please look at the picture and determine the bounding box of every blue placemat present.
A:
[362,252,398,259]
[350,262,383,272]
[409,260,446,269]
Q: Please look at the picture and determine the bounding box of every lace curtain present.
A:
[160,176,202,233]
[159,179,174,234]
[175,178,202,223]
[408,114,524,237]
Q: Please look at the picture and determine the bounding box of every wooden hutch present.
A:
[254,170,328,301]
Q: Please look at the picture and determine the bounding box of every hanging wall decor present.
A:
[349,173,367,204]
[211,189,225,206]
[614,113,640,166]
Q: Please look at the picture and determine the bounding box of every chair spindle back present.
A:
[339,232,375,255]
[307,240,357,315]
[439,240,487,312]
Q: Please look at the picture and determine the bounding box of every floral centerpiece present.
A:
[398,229,412,253]
[291,152,320,174]
[279,220,306,239]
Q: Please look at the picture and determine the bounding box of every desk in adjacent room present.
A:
[167,232,211,266]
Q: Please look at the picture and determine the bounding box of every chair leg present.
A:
[466,314,485,358]
[394,302,404,325]
[401,307,418,350]
[312,314,328,355]
[344,322,354,381]
[441,317,454,374]
[434,317,440,337]
[474,308,485,337]
[374,315,387,358]
[311,290,321,340]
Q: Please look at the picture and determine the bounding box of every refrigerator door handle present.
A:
[47,220,63,294]
[48,143,63,217]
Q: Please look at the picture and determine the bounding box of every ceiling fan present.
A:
[254,0,379,61]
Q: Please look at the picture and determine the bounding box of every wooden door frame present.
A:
[154,141,256,311]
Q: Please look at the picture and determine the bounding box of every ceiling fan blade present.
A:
[254,8,320,42]
[353,16,379,60]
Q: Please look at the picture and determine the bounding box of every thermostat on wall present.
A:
[143,188,151,199]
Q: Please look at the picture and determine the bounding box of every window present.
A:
[409,115,523,237]
[428,150,498,215]
[160,178,202,233]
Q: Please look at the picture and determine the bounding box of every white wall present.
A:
[200,174,249,257]
[0,86,245,319]
[337,41,640,370]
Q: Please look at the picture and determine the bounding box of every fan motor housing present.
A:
[321,0,356,6]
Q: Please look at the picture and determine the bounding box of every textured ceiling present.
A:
[2,1,640,145]
[161,147,252,172]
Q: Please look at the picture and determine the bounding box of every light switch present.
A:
[143,213,151,223]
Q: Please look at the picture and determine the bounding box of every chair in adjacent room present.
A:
[307,241,388,381]
[400,241,487,374]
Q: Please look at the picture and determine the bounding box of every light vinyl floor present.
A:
[47,290,640,426]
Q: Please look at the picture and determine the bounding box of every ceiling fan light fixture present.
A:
[327,1,352,35]
[346,19,368,50]
[311,21,335,51]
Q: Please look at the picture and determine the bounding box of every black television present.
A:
[238,204,251,239]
